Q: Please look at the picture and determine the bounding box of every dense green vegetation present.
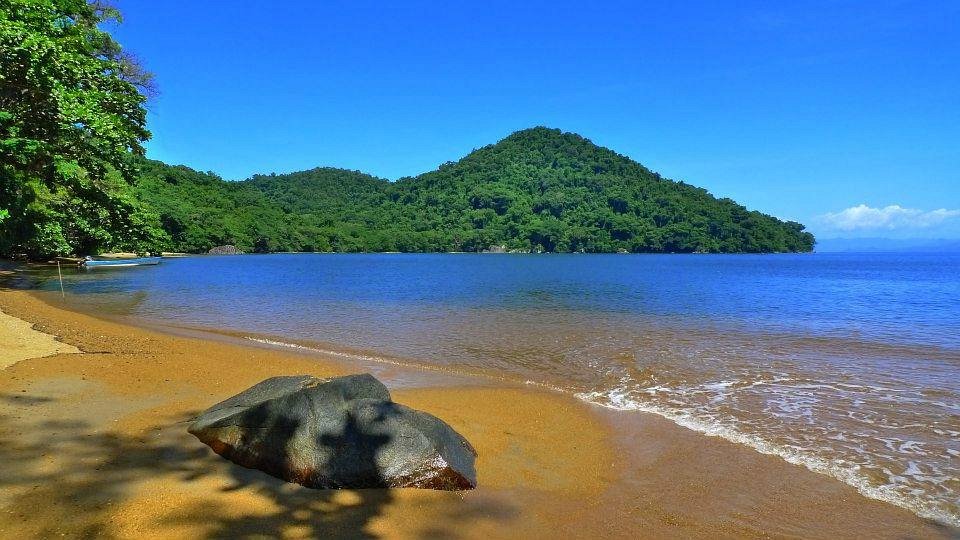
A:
[133,161,383,253]
[133,128,814,254]
[1,2,812,258]
[0,0,165,258]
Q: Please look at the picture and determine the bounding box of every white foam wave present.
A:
[575,386,960,528]
[243,336,562,390]
[243,336,453,374]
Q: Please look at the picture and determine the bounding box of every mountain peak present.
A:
[499,126,591,146]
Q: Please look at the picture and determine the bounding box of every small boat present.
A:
[81,256,162,268]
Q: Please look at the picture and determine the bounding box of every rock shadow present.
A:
[0,399,514,538]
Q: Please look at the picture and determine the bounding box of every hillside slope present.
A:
[387,127,813,252]
[134,127,814,253]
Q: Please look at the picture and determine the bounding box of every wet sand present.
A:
[0,289,955,539]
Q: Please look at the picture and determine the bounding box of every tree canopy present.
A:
[0,0,163,258]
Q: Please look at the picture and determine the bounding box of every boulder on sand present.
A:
[188,374,477,490]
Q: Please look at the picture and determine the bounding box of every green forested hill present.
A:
[134,161,389,253]
[132,127,814,254]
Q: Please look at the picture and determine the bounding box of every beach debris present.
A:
[188,374,477,490]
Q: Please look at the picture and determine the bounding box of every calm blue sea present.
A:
[26,253,960,526]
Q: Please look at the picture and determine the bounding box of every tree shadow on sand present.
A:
[0,397,516,539]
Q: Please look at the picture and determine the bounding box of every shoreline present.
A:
[0,289,955,538]
[0,307,79,369]
[117,317,960,527]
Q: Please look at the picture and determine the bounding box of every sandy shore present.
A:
[0,289,955,539]
[0,308,79,369]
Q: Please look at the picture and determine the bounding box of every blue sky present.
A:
[110,1,959,239]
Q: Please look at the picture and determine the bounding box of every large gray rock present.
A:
[188,374,477,490]
[207,244,242,255]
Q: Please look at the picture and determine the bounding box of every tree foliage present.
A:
[0,0,163,258]
[133,128,815,254]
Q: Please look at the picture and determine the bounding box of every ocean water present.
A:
[27,253,960,526]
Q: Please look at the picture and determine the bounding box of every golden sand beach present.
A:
[0,307,79,369]
[0,289,954,539]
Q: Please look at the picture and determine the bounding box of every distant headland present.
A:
[2,127,815,259]
[132,127,814,257]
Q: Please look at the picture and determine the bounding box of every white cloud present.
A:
[819,204,960,231]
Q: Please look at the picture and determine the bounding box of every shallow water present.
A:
[24,253,960,526]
